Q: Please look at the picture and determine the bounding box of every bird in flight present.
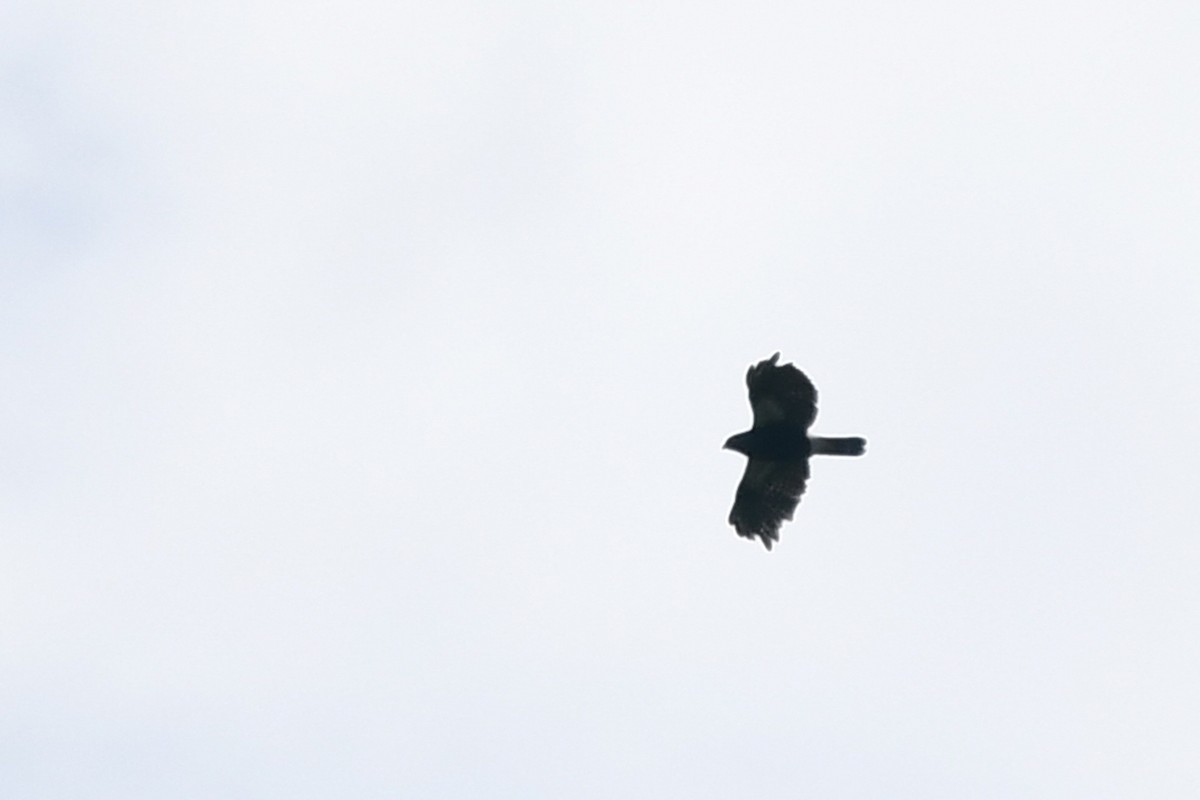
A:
[724,353,866,550]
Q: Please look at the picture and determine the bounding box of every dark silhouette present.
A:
[724,353,866,550]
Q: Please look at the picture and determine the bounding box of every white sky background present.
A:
[3,1,1199,796]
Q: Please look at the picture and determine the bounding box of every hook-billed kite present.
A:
[724,353,866,550]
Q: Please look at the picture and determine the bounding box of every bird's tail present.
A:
[810,436,867,456]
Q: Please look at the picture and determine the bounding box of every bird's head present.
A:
[723,431,752,455]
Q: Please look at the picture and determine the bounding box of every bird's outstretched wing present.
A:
[746,352,817,430]
[728,457,810,550]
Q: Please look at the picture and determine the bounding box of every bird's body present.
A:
[724,353,865,550]
[724,425,810,461]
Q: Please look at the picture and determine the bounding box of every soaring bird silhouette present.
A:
[724,353,865,550]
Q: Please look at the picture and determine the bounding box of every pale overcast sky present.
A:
[3,1,1199,797]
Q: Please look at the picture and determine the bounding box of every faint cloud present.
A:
[0,55,139,275]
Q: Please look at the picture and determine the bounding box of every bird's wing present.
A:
[746,352,817,429]
[728,456,810,550]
